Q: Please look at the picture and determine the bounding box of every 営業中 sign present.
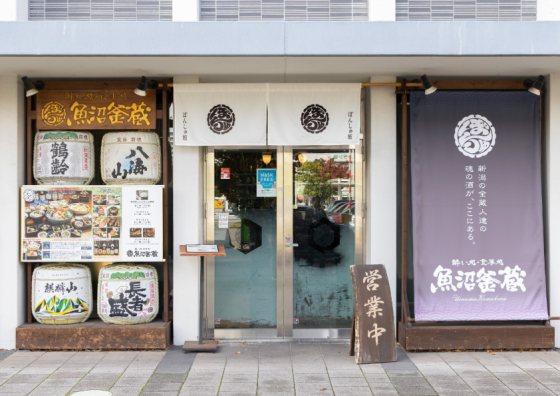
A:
[350,264,396,364]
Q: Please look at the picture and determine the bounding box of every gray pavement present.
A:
[1,343,560,395]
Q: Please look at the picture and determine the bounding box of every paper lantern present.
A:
[101,132,161,185]
[98,264,159,325]
[32,263,92,325]
[33,131,94,185]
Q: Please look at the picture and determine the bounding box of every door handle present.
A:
[286,243,299,247]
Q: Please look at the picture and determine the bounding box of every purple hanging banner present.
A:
[411,91,548,322]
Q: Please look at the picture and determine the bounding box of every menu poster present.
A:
[21,185,163,262]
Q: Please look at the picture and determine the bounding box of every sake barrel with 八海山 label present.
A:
[101,132,161,185]
[98,264,159,325]
[32,263,92,325]
[33,131,94,185]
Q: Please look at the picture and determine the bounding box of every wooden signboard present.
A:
[36,83,156,130]
[350,264,397,364]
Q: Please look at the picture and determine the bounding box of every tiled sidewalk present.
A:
[1,343,560,395]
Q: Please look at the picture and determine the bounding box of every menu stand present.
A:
[179,244,226,353]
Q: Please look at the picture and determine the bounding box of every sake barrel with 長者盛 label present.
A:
[98,264,159,325]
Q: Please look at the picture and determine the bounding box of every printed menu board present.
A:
[21,185,163,262]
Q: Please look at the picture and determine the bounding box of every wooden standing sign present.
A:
[350,264,396,364]
[36,83,156,130]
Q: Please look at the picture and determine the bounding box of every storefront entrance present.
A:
[203,146,363,339]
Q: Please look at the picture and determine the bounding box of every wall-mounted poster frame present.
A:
[17,81,173,350]
[396,79,555,351]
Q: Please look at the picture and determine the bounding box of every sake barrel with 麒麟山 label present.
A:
[101,132,161,185]
[32,263,93,325]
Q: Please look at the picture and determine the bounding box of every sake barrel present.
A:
[98,264,159,325]
[32,263,92,325]
[33,131,94,185]
[101,132,161,185]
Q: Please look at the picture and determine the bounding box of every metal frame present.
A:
[204,145,364,340]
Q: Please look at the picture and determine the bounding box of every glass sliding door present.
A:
[291,149,357,330]
[212,149,278,333]
[205,146,362,339]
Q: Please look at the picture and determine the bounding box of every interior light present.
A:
[262,152,272,165]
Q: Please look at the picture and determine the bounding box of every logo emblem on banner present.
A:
[454,115,496,158]
[207,104,236,134]
[301,104,329,134]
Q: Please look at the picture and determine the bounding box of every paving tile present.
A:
[0,382,39,393]
[500,379,546,389]
[330,377,368,387]
[28,385,73,396]
[258,378,294,387]
[256,384,294,393]
[3,374,47,384]
[331,386,373,395]
[179,386,220,395]
[41,377,81,387]
[514,390,555,396]
[222,374,257,383]
[467,385,515,394]
[219,382,257,393]
[121,369,156,378]
[292,365,327,374]
[114,376,150,387]
[143,382,183,392]
[358,365,385,374]
[110,387,146,396]
[184,378,223,387]
[294,373,329,383]
[71,379,117,391]
[294,383,333,395]
[327,370,364,378]
[149,373,188,383]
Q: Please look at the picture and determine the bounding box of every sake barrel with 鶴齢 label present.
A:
[32,263,92,325]
[98,264,159,325]
[101,132,161,185]
[33,131,94,185]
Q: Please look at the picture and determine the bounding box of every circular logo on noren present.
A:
[454,114,496,158]
[207,104,235,134]
[301,104,329,134]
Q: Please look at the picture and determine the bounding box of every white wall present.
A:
[369,0,395,21]
[538,0,560,21]
[172,76,202,344]
[365,77,398,330]
[0,75,26,349]
[0,0,28,20]
[172,0,198,21]
[545,74,560,345]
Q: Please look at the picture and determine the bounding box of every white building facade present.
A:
[1,0,560,350]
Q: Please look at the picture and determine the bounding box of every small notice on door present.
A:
[257,169,277,197]
[218,214,228,228]
[221,168,230,179]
